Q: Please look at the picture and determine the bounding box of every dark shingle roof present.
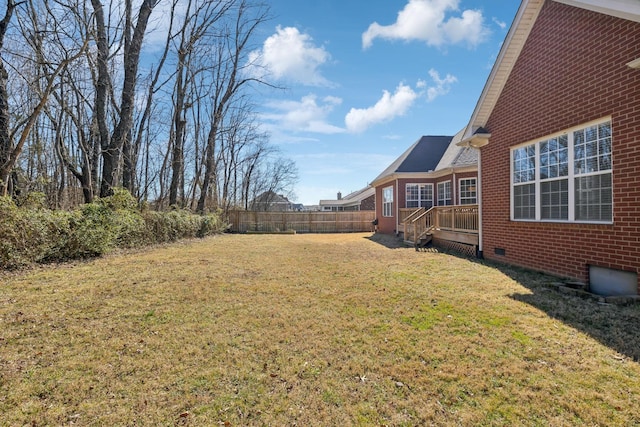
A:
[372,135,453,184]
[396,135,453,172]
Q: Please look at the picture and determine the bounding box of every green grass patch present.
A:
[1,233,640,425]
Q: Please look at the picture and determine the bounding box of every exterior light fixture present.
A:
[627,58,640,69]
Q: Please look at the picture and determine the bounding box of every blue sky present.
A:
[249,0,520,205]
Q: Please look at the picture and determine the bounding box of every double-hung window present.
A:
[437,181,452,206]
[459,179,477,205]
[382,186,393,217]
[574,123,612,221]
[406,183,433,209]
[511,119,612,223]
[540,135,569,220]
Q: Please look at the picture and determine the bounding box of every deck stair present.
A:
[415,230,433,251]
[400,205,479,253]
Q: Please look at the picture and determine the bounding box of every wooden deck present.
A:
[401,205,479,250]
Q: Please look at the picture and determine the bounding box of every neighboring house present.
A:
[250,191,295,211]
[370,133,478,235]
[319,187,375,212]
[459,0,640,295]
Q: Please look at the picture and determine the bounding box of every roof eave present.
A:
[463,0,545,140]
[554,0,640,23]
[457,133,492,148]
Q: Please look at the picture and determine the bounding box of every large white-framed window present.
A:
[459,178,477,205]
[382,186,393,217]
[511,119,612,223]
[406,183,433,209]
[437,181,452,206]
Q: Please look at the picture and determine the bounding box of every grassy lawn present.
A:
[1,233,640,426]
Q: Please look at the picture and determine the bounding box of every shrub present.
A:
[0,189,225,269]
[0,195,71,268]
[64,202,118,258]
[0,189,226,269]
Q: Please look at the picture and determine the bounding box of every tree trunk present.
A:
[0,1,17,194]
[101,0,156,197]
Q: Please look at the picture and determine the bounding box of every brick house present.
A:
[371,132,478,237]
[249,191,296,211]
[319,186,375,212]
[459,0,640,295]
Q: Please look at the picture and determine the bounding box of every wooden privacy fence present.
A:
[228,210,376,233]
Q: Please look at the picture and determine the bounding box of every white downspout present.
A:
[452,171,457,205]
[395,180,399,235]
[477,148,483,258]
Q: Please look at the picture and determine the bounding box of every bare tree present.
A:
[168,0,232,207]
[196,0,271,213]
[0,0,298,211]
[0,1,18,194]
[0,0,88,196]
[100,0,158,197]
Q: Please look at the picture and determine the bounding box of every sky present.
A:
[246,0,521,205]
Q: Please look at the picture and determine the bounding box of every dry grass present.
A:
[1,233,640,426]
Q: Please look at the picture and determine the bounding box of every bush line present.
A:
[0,189,227,269]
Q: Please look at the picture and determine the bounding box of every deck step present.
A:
[415,234,433,251]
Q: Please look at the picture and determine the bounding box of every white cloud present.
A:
[343,69,456,134]
[262,94,345,134]
[425,68,457,101]
[249,26,332,86]
[345,83,418,134]
[492,17,507,30]
[362,0,489,49]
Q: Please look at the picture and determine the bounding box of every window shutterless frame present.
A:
[382,186,393,217]
[459,178,477,205]
[437,180,452,206]
[510,118,613,224]
[405,183,434,209]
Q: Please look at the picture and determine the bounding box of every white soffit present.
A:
[554,0,640,23]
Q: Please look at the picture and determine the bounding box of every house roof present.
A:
[435,128,478,170]
[319,186,375,206]
[371,135,453,186]
[461,0,640,143]
[252,191,291,204]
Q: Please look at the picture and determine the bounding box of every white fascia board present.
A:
[463,0,545,141]
[554,0,640,23]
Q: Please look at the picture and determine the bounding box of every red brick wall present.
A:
[375,183,396,234]
[374,172,478,234]
[481,1,640,291]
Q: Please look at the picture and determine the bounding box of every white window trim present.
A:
[458,178,477,205]
[382,185,394,217]
[510,117,613,224]
[405,183,434,209]
[437,180,452,206]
